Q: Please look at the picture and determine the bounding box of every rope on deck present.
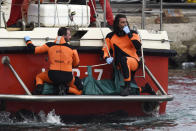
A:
[79,63,108,68]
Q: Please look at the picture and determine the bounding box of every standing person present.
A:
[24,27,82,95]
[102,14,155,96]
[7,0,44,27]
[88,0,113,27]
[7,0,24,27]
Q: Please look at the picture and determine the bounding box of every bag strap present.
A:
[87,66,93,77]
[113,63,119,74]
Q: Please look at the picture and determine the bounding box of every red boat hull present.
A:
[0,52,169,116]
[5,101,166,116]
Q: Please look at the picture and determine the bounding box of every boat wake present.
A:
[0,109,64,127]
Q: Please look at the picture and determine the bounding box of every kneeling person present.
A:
[24,27,82,95]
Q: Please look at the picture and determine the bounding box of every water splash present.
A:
[0,111,13,123]
[0,109,64,128]
[38,110,47,122]
[46,109,62,125]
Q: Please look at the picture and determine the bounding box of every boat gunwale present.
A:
[0,46,177,57]
[0,94,174,102]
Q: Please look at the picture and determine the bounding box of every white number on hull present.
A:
[41,68,103,80]
[94,69,103,80]
[72,68,103,80]
[72,69,80,77]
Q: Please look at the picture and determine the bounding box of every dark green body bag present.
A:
[82,65,139,95]
[42,65,139,95]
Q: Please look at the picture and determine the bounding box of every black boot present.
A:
[120,81,131,96]
[141,83,156,95]
[32,84,43,95]
[120,86,130,96]
[58,84,69,95]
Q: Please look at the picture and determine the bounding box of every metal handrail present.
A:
[38,0,40,27]
[0,94,174,102]
[160,0,163,31]
[1,56,32,95]
[103,0,106,27]
[144,65,167,95]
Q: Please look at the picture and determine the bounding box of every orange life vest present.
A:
[27,36,80,72]
[102,32,141,62]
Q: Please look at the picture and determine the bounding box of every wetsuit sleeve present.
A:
[130,33,142,50]
[26,40,35,53]
[72,50,80,68]
[26,40,49,54]
[102,33,113,59]
[34,44,49,54]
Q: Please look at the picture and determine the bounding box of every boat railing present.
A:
[144,65,167,95]
[136,29,167,95]
[100,0,163,30]
[37,0,40,27]
[1,56,32,95]
[0,94,174,102]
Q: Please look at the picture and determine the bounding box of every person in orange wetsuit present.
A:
[88,0,114,27]
[102,14,155,96]
[24,27,82,95]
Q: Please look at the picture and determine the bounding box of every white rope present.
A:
[79,63,108,68]
[53,2,60,27]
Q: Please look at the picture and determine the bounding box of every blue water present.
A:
[0,69,196,131]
